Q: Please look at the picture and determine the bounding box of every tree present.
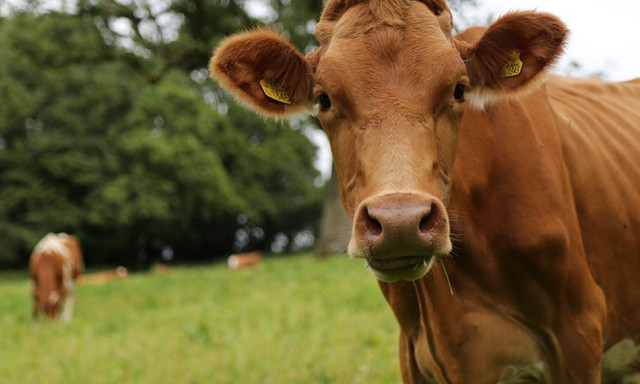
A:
[0,13,146,265]
[0,9,322,267]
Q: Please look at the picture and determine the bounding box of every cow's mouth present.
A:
[366,255,434,282]
[368,255,427,270]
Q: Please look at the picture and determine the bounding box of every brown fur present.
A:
[209,1,640,383]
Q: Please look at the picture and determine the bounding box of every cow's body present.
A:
[29,233,84,322]
[550,77,640,345]
[210,1,640,382]
[383,77,640,383]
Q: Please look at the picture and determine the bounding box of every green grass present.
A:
[0,254,401,384]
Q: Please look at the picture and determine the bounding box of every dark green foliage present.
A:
[265,0,324,51]
[0,14,134,264]
[0,8,321,267]
[79,0,254,75]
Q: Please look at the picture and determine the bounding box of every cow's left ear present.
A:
[210,28,315,118]
[454,12,568,108]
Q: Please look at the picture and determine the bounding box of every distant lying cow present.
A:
[77,266,128,285]
[227,251,263,270]
[29,233,84,322]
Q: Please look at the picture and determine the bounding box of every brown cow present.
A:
[210,1,640,383]
[29,233,84,322]
[227,251,263,270]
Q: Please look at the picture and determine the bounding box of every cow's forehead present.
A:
[317,1,449,44]
[316,2,456,73]
[314,2,463,112]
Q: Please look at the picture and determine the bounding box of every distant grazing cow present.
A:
[29,233,84,322]
[210,0,640,382]
[227,251,263,270]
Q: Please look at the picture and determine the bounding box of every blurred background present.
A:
[0,0,635,271]
[0,0,332,270]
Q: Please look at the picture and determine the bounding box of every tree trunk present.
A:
[314,165,351,258]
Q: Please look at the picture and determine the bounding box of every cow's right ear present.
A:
[454,12,568,109]
[210,29,315,118]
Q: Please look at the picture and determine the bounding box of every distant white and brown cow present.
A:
[29,233,84,322]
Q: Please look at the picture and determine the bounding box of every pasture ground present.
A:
[0,254,400,384]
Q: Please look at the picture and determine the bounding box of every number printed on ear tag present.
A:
[260,77,291,104]
[501,51,524,78]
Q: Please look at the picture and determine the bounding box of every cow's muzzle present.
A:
[349,192,451,281]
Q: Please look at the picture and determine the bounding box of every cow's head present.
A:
[211,0,567,281]
[33,284,64,318]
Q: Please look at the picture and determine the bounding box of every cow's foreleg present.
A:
[59,283,76,322]
[31,303,41,328]
[31,283,41,327]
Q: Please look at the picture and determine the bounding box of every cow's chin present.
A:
[366,256,435,282]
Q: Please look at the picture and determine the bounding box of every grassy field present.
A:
[0,254,401,384]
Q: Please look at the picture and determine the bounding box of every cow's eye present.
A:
[318,93,332,111]
[454,83,466,102]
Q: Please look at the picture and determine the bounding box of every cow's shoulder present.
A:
[544,75,640,170]
[58,233,84,275]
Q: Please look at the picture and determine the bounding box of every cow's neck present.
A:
[36,257,60,292]
[381,84,606,383]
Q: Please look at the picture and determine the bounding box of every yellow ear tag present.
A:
[260,77,291,104]
[501,51,524,78]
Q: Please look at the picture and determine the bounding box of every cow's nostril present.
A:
[362,206,383,237]
[419,203,438,234]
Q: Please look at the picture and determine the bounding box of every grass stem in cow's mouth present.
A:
[438,256,454,296]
